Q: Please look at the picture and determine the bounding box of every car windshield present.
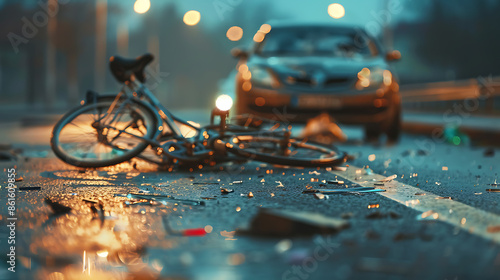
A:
[255,27,378,58]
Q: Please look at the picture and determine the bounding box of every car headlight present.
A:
[247,66,279,88]
[355,68,392,90]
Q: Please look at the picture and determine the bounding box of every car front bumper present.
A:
[236,85,399,126]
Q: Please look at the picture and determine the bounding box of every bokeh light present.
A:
[328,3,345,19]
[226,26,244,41]
[216,95,233,111]
[134,0,151,14]
[183,10,201,26]
[259,24,272,34]
[253,31,266,43]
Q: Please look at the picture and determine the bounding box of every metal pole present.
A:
[95,0,107,92]
[45,0,58,109]
[117,20,129,56]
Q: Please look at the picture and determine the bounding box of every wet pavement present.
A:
[0,128,500,280]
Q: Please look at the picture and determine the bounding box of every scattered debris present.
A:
[45,198,72,215]
[483,148,495,157]
[192,182,219,185]
[220,188,234,194]
[378,174,397,182]
[238,208,349,237]
[309,171,321,175]
[18,186,40,191]
[241,192,254,198]
[299,113,347,144]
[364,166,374,175]
[120,193,205,206]
[275,239,293,254]
[332,166,347,172]
[275,181,284,187]
[366,211,401,219]
[328,180,344,184]
[314,193,329,200]
[303,187,385,195]
[417,210,439,221]
[162,216,206,237]
[487,225,500,233]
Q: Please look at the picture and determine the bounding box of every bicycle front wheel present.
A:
[51,98,159,168]
[220,135,347,167]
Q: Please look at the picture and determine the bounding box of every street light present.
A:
[226,26,243,41]
[328,3,345,19]
[183,10,201,26]
[134,0,150,14]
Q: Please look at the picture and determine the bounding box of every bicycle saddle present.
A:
[109,53,154,83]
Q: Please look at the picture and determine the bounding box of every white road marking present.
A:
[329,165,500,244]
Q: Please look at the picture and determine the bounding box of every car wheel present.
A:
[386,105,401,143]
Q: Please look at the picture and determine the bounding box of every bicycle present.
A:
[50,53,347,168]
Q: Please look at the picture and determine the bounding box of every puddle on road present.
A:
[13,191,210,279]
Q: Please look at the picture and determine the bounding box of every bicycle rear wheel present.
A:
[51,98,159,168]
[220,135,347,167]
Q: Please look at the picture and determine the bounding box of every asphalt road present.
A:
[0,122,499,280]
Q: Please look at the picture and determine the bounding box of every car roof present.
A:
[265,20,364,32]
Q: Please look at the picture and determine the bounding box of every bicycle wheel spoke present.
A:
[52,99,157,167]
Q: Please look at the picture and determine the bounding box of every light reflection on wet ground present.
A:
[1,143,500,280]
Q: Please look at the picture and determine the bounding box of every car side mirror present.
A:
[231,47,249,60]
[386,50,401,61]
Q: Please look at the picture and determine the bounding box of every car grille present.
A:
[286,76,351,89]
[249,105,387,115]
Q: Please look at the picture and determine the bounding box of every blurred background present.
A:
[0,0,500,113]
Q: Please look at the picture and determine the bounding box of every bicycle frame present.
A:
[89,74,288,165]
[130,76,201,138]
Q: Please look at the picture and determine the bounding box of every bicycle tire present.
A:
[51,98,159,168]
[220,135,347,167]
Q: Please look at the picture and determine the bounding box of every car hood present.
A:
[249,55,387,78]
